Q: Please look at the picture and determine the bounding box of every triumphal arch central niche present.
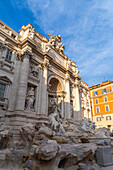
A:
[48,76,64,117]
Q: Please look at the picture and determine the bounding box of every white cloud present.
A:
[11,0,113,86]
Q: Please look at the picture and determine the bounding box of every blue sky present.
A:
[0,0,113,86]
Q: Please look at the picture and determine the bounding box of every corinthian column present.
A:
[15,50,32,111]
[64,73,71,119]
[40,56,49,115]
[73,79,82,121]
[8,57,21,111]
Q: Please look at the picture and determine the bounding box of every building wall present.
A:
[89,81,113,131]
[0,21,91,136]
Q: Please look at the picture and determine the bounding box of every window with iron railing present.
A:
[6,49,12,61]
[102,88,107,94]
[105,105,109,112]
[97,117,102,121]
[104,96,107,102]
[94,91,98,96]
[95,99,98,104]
[96,107,100,113]
[106,116,111,120]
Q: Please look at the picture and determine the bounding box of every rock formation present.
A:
[0,117,112,170]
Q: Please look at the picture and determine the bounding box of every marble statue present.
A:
[46,34,65,54]
[81,119,96,133]
[49,97,65,132]
[25,87,35,109]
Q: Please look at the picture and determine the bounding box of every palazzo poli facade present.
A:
[0,20,91,138]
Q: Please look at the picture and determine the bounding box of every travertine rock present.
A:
[0,117,111,170]
[0,130,12,149]
[53,135,68,144]
[38,140,58,160]
[58,143,97,167]
[37,124,54,137]
[20,123,35,148]
[94,127,111,138]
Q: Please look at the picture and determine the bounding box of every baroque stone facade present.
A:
[0,20,91,138]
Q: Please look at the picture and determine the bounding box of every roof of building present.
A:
[89,80,113,90]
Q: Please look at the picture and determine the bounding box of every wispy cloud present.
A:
[11,0,113,86]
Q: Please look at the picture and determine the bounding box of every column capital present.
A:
[38,63,43,69]
[65,73,70,81]
[74,79,80,87]
[43,57,50,68]
[17,50,32,61]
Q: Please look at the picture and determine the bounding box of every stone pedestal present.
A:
[96,146,113,166]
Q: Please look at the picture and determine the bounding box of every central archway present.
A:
[49,78,62,94]
[48,76,64,116]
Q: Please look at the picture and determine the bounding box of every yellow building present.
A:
[89,80,113,132]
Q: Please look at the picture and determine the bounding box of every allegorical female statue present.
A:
[25,87,35,110]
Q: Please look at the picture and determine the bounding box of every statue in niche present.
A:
[30,63,39,78]
[49,97,65,133]
[25,87,35,110]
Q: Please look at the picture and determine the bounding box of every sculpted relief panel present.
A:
[30,63,39,78]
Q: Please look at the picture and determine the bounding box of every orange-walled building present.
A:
[89,80,113,132]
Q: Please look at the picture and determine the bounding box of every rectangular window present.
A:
[106,116,111,120]
[11,33,16,39]
[96,107,100,113]
[6,49,12,61]
[107,125,111,130]
[94,91,98,96]
[105,105,109,112]
[97,117,102,121]
[102,88,107,94]
[95,99,98,104]
[0,83,6,98]
[104,96,107,102]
